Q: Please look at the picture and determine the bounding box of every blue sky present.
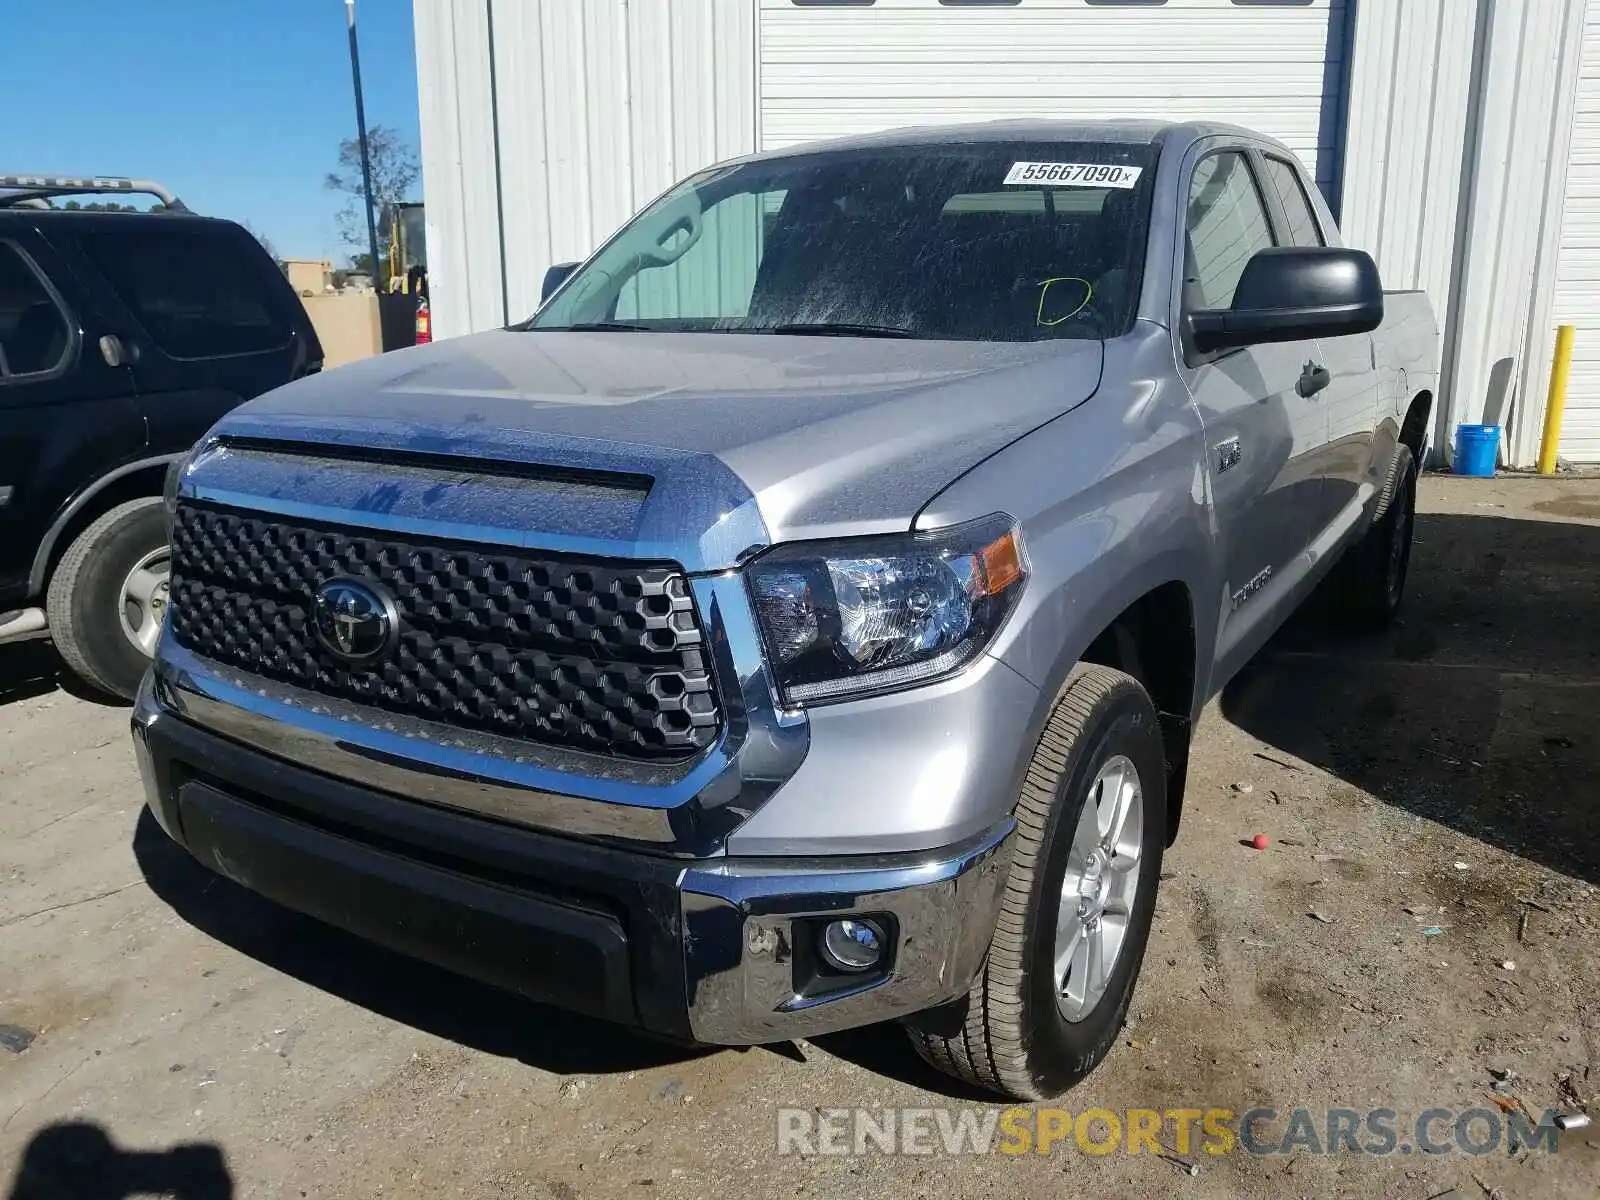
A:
[3,0,420,261]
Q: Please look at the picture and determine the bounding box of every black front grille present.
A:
[166,501,721,760]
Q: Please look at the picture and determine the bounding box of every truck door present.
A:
[0,228,143,606]
[1175,147,1329,680]
[1257,151,1376,542]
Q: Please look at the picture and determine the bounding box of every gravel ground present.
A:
[2,474,1597,1199]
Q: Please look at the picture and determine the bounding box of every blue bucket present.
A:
[1454,424,1501,477]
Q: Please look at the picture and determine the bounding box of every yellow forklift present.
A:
[381,200,428,345]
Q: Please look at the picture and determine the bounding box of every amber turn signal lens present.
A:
[978,530,1024,596]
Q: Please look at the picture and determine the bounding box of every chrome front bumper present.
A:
[677,823,1011,1043]
[133,674,1012,1045]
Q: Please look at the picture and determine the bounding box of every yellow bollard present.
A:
[1538,324,1576,475]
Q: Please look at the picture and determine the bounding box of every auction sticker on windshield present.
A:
[1003,162,1142,188]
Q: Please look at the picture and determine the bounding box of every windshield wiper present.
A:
[761,322,920,339]
[539,321,650,332]
[534,320,920,337]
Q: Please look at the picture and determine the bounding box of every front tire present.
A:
[908,664,1167,1099]
[46,497,170,701]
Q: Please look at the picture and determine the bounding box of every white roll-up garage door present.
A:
[758,0,1349,196]
[1552,0,1600,461]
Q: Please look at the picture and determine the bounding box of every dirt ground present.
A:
[2,474,1597,1199]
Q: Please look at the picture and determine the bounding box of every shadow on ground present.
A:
[810,1023,998,1100]
[132,809,708,1077]
[1224,509,1600,886]
[5,1122,232,1200]
[0,642,121,709]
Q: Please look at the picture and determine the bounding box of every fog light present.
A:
[819,918,885,972]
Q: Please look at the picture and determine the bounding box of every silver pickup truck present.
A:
[133,120,1436,1100]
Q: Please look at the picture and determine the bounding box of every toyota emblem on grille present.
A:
[311,577,398,665]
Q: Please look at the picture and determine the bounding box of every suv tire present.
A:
[1335,444,1416,629]
[907,663,1167,1099]
[46,498,170,701]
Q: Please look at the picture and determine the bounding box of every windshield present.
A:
[528,141,1158,341]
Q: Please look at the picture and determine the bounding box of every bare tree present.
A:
[324,125,420,270]
[241,220,280,265]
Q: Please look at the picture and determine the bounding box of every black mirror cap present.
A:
[540,261,580,304]
[1189,247,1384,354]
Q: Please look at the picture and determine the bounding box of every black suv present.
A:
[0,176,322,698]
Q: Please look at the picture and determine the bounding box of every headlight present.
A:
[746,514,1027,705]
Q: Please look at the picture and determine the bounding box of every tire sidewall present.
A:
[1381,454,1417,614]
[56,501,168,698]
[1021,686,1167,1094]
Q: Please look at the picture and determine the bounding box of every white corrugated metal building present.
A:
[412,0,1600,466]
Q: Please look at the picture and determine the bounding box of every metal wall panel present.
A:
[1338,0,1478,336]
[758,0,1347,193]
[1341,0,1591,467]
[494,0,757,325]
[413,0,506,341]
[1548,0,1600,461]
[415,0,758,338]
[1446,0,1585,465]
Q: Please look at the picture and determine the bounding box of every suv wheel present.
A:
[46,497,170,700]
[907,664,1167,1099]
[1335,444,1416,629]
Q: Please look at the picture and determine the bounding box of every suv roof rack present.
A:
[0,175,188,212]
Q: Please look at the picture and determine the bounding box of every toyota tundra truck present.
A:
[133,120,1437,1100]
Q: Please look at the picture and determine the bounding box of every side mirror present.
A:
[1186,246,1383,355]
[541,261,580,303]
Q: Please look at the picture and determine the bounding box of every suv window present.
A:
[1184,151,1275,311]
[81,227,288,359]
[0,242,71,379]
[1262,155,1325,248]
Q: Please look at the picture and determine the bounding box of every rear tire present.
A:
[46,498,170,701]
[907,664,1167,1099]
[1335,445,1416,629]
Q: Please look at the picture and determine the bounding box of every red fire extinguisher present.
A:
[414,298,432,345]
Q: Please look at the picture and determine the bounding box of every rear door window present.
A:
[81,226,289,359]
[1262,155,1326,248]
[0,241,73,380]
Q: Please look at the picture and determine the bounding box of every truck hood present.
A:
[204,329,1102,570]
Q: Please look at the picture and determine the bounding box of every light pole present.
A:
[344,0,382,286]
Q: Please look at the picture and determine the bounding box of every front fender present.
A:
[29,453,183,594]
[914,328,1221,835]
[918,333,1220,725]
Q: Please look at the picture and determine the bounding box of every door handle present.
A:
[1297,362,1330,398]
[99,334,138,367]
